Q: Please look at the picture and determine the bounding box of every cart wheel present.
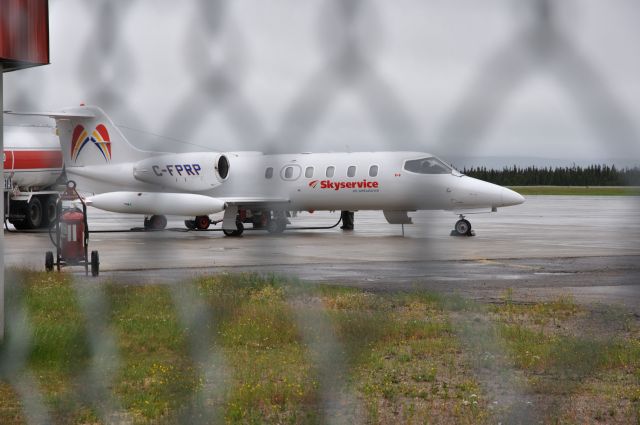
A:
[195,215,211,230]
[45,251,54,272]
[91,250,100,277]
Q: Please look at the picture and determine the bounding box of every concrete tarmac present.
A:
[5,196,640,310]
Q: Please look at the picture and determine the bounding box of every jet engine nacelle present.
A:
[86,192,226,216]
[133,152,229,192]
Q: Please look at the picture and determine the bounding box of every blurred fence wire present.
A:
[438,0,640,157]
[2,0,639,423]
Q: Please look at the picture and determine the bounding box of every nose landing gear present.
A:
[452,215,475,237]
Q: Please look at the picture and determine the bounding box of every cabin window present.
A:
[280,164,301,180]
[369,165,379,177]
[347,166,356,178]
[284,167,293,179]
[305,166,314,178]
[403,157,452,175]
[326,166,335,178]
[265,167,273,179]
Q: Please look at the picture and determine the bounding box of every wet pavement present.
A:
[5,195,640,310]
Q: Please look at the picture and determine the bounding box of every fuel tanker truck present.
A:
[3,125,64,229]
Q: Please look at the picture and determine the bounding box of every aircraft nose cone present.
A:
[501,188,525,206]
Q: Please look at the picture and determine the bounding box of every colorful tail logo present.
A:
[71,124,112,162]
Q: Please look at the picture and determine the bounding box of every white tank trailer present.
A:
[3,126,64,229]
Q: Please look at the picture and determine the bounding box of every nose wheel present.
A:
[452,215,475,237]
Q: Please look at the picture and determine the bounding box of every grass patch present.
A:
[3,272,93,423]
[0,272,638,424]
[108,285,199,422]
[509,185,640,196]
[321,290,487,424]
[491,293,640,422]
[200,274,319,423]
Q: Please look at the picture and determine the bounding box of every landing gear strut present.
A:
[340,210,354,230]
[452,215,475,237]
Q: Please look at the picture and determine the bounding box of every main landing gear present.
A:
[452,215,475,237]
[180,209,293,236]
[266,211,288,235]
[222,219,244,237]
[221,210,289,237]
[144,215,167,230]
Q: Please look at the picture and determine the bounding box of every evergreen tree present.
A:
[463,165,640,186]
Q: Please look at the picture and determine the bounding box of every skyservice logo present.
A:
[71,124,112,162]
[308,179,379,191]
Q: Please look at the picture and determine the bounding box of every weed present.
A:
[1,271,638,424]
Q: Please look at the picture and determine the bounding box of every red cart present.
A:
[45,181,99,276]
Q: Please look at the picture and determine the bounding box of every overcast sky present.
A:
[5,0,640,164]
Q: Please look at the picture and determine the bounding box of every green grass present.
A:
[1,272,639,424]
[3,272,94,424]
[508,185,640,196]
[108,285,199,422]
[490,293,640,422]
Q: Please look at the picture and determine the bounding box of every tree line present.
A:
[462,164,640,186]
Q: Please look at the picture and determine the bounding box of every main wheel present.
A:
[24,197,43,229]
[455,219,472,236]
[45,251,54,272]
[222,220,244,237]
[195,215,211,230]
[252,213,268,229]
[184,220,196,230]
[91,250,100,277]
[267,219,286,234]
[145,215,167,230]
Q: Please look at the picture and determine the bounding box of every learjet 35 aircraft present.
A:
[8,106,524,236]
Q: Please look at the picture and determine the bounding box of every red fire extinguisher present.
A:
[46,180,99,276]
[60,209,85,262]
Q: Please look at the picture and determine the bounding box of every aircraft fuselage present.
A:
[68,151,524,213]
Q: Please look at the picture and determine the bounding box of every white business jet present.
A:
[8,106,524,236]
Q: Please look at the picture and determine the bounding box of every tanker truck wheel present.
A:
[10,220,29,230]
[24,197,43,229]
[45,251,54,272]
[42,196,58,227]
[91,251,100,277]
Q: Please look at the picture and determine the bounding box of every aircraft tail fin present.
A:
[6,105,149,166]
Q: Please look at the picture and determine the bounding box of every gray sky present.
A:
[5,0,640,163]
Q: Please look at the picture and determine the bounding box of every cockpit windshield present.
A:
[403,157,453,175]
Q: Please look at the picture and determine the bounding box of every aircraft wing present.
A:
[5,110,96,119]
[220,197,291,208]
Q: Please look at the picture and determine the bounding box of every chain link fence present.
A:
[2,0,639,423]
